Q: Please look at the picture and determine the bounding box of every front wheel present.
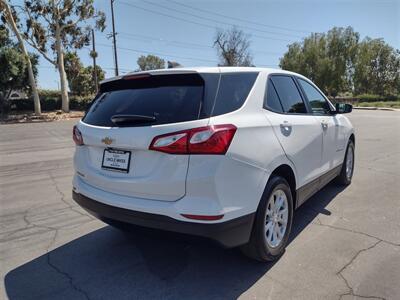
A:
[336,140,355,185]
[240,176,293,262]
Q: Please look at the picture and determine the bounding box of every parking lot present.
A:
[0,110,399,300]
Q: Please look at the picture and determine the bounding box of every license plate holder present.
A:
[101,148,131,173]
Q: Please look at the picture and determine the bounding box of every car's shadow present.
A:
[5,183,346,300]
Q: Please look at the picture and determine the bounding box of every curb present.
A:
[353,107,399,112]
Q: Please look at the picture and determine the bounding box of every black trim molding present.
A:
[72,191,255,248]
[295,164,342,208]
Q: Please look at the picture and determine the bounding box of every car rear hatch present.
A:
[75,71,218,201]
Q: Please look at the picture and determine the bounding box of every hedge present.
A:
[354,94,399,102]
[330,94,399,104]
[8,92,94,112]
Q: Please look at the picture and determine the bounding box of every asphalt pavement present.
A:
[0,110,399,300]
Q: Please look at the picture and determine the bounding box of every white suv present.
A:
[72,67,355,261]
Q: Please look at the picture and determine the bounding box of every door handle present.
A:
[321,121,328,130]
[280,121,292,136]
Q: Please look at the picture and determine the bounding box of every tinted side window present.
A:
[298,79,331,115]
[212,72,259,116]
[264,79,283,112]
[270,76,307,114]
[198,73,220,118]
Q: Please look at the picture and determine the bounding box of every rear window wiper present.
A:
[111,114,157,125]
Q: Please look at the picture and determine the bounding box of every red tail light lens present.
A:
[149,124,236,155]
[73,125,84,146]
[149,131,188,154]
[123,74,150,80]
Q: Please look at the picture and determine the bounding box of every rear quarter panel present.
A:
[184,71,295,219]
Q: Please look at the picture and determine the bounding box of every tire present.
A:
[240,176,294,262]
[336,140,355,186]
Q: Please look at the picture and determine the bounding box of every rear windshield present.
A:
[83,72,258,127]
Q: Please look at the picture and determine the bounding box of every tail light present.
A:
[73,125,84,146]
[149,124,236,155]
[123,74,150,80]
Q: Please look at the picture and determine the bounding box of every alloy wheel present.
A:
[265,189,289,248]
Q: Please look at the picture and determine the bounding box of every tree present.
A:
[353,38,400,96]
[18,0,105,112]
[326,27,359,95]
[64,51,104,96]
[1,0,41,115]
[280,26,400,97]
[280,27,359,96]
[64,51,83,90]
[0,25,39,116]
[137,54,165,71]
[214,27,253,67]
[70,65,104,96]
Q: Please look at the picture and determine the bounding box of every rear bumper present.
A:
[73,191,255,248]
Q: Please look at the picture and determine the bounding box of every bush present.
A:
[38,89,61,98]
[8,90,94,112]
[357,101,400,108]
[354,94,399,102]
[70,95,94,110]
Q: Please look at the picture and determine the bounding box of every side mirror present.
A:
[335,103,352,114]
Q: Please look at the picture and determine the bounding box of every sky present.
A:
[29,0,399,90]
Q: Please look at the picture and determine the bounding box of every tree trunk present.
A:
[58,51,69,113]
[3,0,41,115]
[27,58,41,115]
[55,26,69,113]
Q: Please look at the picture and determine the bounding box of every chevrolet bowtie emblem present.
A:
[101,137,113,145]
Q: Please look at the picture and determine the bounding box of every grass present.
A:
[356,101,400,109]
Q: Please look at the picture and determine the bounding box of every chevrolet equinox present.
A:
[72,67,355,261]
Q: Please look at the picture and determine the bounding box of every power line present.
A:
[117,1,293,43]
[37,65,132,73]
[95,42,219,64]
[38,46,280,75]
[94,43,280,67]
[117,32,281,56]
[118,32,211,50]
[142,0,304,38]
[168,0,311,34]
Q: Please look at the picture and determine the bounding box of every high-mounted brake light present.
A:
[149,124,236,155]
[73,125,84,146]
[123,74,150,80]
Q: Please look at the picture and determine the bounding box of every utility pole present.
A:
[91,29,98,93]
[110,0,119,76]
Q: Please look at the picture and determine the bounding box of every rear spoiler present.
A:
[99,69,200,87]
[99,71,206,94]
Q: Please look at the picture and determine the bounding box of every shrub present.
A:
[8,90,94,112]
[357,101,400,108]
[354,94,399,102]
[70,95,94,110]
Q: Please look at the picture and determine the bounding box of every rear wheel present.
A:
[241,176,293,262]
[336,140,355,185]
